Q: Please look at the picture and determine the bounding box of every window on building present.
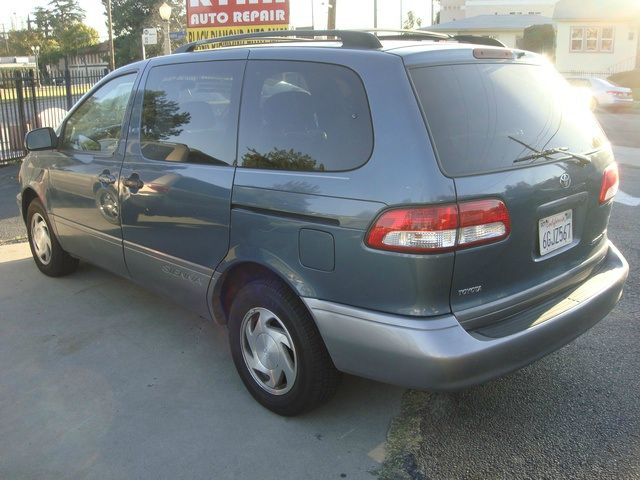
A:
[585,27,599,51]
[571,27,584,51]
[601,27,614,52]
[570,26,614,53]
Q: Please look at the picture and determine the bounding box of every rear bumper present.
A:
[304,241,628,390]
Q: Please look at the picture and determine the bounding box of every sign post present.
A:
[186,0,290,45]
[142,28,158,60]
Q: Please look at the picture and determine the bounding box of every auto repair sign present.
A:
[187,0,290,43]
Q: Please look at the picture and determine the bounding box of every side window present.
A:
[237,61,373,172]
[140,61,243,166]
[61,73,136,154]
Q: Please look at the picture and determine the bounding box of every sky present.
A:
[0,0,436,41]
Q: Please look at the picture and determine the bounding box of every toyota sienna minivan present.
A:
[18,30,629,415]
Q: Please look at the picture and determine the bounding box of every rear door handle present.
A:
[123,173,144,190]
[98,171,116,185]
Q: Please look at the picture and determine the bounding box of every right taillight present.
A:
[365,199,510,254]
[599,163,619,204]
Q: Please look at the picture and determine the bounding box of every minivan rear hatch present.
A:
[408,57,615,329]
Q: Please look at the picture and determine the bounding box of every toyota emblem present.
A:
[559,173,571,188]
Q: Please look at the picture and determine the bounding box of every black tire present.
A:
[228,278,341,416]
[26,198,79,277]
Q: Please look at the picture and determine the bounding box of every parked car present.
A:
[18,31,628,416]
[566,76,634,111]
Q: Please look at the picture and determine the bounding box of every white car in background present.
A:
[566,76,634,111]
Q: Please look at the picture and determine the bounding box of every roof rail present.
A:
[174,30,383,53]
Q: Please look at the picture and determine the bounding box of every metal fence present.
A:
[0,69,106,165]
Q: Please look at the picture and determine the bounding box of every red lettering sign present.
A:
[187,0,290,28]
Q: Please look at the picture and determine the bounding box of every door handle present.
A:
[98,171,116,185]
[123,173,144,190]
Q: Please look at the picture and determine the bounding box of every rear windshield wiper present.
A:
[508,136,592,166]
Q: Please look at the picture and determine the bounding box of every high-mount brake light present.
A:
[366,200,510,254]
[599,163,619,204]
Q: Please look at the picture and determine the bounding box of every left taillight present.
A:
[599,163,619,204]
[365,199,510,254]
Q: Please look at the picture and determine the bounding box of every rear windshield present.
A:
[410,63,607,177]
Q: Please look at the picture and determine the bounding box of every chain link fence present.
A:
[0,69,106,165]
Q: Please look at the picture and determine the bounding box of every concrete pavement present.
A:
[0,242,402,480]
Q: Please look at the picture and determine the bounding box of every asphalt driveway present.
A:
[0,243,402,479]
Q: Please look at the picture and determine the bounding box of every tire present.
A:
[26,198,79,277]
[228,278,341,416]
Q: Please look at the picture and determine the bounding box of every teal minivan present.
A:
[18,31,628,415]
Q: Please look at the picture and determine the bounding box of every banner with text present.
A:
[187,0,290,44]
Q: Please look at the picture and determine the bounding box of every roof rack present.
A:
[175,30,383,53]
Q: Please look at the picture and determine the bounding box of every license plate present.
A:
[539,209,573,256]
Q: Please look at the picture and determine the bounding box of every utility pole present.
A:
[327,0,336,30]
[373,0,377,28]
[106,0,116,71]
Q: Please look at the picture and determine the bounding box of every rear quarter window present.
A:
[237,60,373,172]
[410,63,607,177]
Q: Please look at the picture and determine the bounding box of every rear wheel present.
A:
[26,198,78,277]
[228,278,341,416]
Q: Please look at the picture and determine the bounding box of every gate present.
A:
[0,69,106,165]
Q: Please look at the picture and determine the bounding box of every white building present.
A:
[428,13,551,48]
[439,0,466,24]
[553,0,640,75]
[438,0,558,24]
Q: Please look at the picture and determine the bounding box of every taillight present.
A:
[365,199,510,254]
[599,163,619,204]
[458,199,511,248]
[365,205,458,253]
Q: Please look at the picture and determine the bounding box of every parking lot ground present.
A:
[0,242,403,480]
[379,165,640,480]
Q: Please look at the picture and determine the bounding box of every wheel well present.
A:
[21,188,39,222]
[213,262,299,325]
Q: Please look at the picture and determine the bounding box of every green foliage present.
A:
[47,0,85,36]
[57,23,99,58]
[521,24,556,57]
[403,11,422,30]
[102,0,186,67]
[141,90,191,141]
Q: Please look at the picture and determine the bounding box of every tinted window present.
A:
[140,61,242,165]
[61,73,135,154]
[410,64,607,177]
[237,61,373,172]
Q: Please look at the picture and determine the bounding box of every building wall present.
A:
[555,21,639,74]
[439,0,466,24]
[431,27,521,47]
[465,1,557,17]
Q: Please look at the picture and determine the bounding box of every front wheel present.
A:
[228,279,341,416]
[26,198,79,277]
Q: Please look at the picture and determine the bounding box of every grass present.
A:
[0,83,92,101]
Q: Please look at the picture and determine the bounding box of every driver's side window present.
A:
[61,73,136,154]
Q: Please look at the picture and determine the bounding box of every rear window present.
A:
[410,63,607,177]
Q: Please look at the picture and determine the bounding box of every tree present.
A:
[58,23,100,61]
[521,24,556,58]
[47,0,85,35]
[403,11,422,30]
[103,0,186,67]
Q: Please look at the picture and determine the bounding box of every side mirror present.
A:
[25,127,58,151]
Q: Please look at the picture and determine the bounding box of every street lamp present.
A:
[159,2,172,55]
[30,45,41,87]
